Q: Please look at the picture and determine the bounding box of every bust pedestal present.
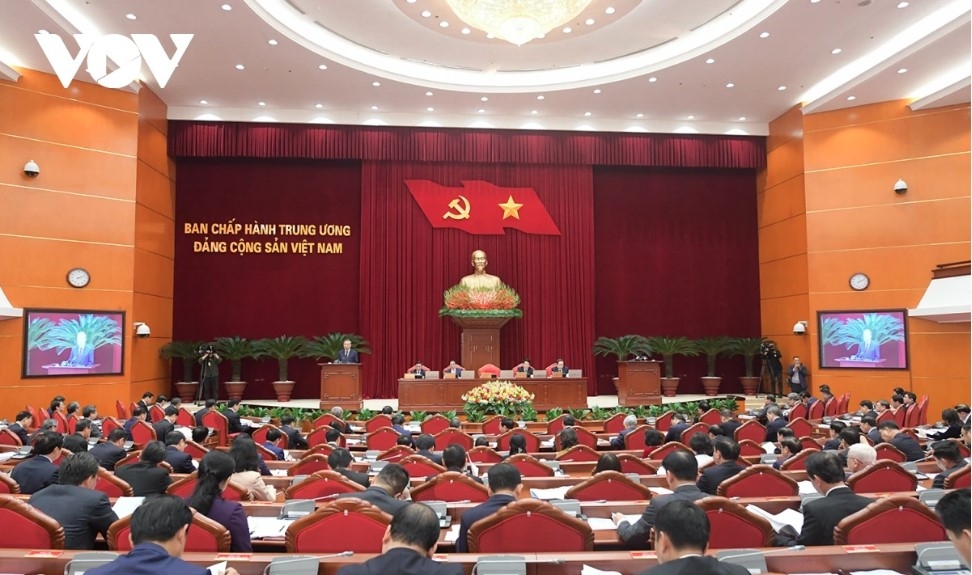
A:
[449,316,511,374]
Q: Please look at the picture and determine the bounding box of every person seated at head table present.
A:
[514,359,534,376]
[550,358,569,376]
[406,361,430,378]
[442,360,464,377]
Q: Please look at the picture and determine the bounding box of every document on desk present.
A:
[587,516,640,531]
[247,516,293,539]
[745,504,804,533]
[581,565,622,575]
[529,486,571,500]
[444,525,460,542]
[797,480,818,495]
[648,487,673,495]
[270,469,288,477]
[111,496,146,518]
[0,452,16,463]
[176,426,193,440]
[208,560,227,575]
[540,439,555,449]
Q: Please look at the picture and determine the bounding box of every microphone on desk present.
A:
[716,545,805,573]
[261,551,353,575]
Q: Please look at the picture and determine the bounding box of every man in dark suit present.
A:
[262,429,286,460]
[164,432,196,473]
[11,431,61,494]
[90,428,128,471]
[611,415,640,449]
[116,441,172,497]
[335,339,359,364]
[935,489,970,566]
[224,400,243,434]
[515,359,534,377]
[328,447,370,488]
[279,415,308,449]
[931,441,969,489]
[86,495,240,575]
[859,416,882,444]
[7,410,32,446]
[785,356,808,395]
[124,407,148,441]
[551,358,569,376]
[193,399,216,427]
[822,421,846,450]
[390,414,411,438]
[62,418,93,453]
[336,463,409,515]
[136,392,155,414]
[337,503,463,575]
[443,361,464,377]
[635,500,750,575]
[414,434,443,465]
[456,463,521,552]
[663,413,690,444]
[764,407,787,443]
[777,451,872,546]
[328,407,355,434]
[697,437,745,495]
[152,406,178,442]
[857,400,878,419]
[439,444,483,484]
[878,421,925,461]
[81,404,102,438]
[407,361,429,378]
[614,451,705,548]
[718,410,740,439]
[28,452,118,549]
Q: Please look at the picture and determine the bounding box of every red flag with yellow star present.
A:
[405,180,561,235]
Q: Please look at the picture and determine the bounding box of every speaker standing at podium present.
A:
[335,339,359,364]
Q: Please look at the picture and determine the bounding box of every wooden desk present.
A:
[398,377,588,412]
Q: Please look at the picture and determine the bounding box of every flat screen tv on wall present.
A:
[22,309,125,378]
[817,309,908,370]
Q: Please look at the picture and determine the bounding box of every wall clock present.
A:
[849,272,869,291]
[67,268,90,288]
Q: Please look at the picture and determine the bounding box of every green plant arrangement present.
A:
[302,333,371,362]
[567,407,591,421]
[590,406,612,421]
[160,340,206,382]
[465,410,485,423]
[520,404,539,422]
[646,404,667,418]
[409,411,428,423]
[833,313,905,354]
[646,336,699,379]
[461,380,535,420]
[213,336,255,382]
[443,410,458,421]
[26,317,56,365]
[439,284,523,319]
[592,335,652,361]
[356,408,376,421]
[729,337,766,378]
[49,314,123,356]
[545,407,564,421]
[695,337,734,378]
[253,336,308,382]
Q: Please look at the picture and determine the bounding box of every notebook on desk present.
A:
[426,371,440,379]
[567,369,582,378]
[461,371,474,379]
[500,370,515,379]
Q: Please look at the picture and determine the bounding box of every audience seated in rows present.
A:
[879,421,925,461]
[228,436,275,502]
[456,462,521,552]
[639,500,750,575]
[335,463,410,515]
[931,441,968,489]
[29,452,117,549]
[698,437,744,495]
[90,429,128,471]
[116,441,172,497]
[329,447,371,488]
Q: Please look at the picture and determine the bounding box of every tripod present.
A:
[758,354,783,397]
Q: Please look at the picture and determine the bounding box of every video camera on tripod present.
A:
[760,341,781,360]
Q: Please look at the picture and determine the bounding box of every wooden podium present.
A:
[450,316,512,373]
[319,363,362,410]
[617,360,662,406]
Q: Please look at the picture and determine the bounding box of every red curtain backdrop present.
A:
[359,162,596,398]
[592,167,762,395]
[173,160,361,400]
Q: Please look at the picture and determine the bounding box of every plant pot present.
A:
[739,376,761,396]
[272,380,296,402]
[174,381,199,403]
[224,381,247,401]
[701,376,722,396]
[660,377,680,397]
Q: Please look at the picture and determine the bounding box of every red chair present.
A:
[945,464,971,489]
[285,470,365,500]
[787,403,808,420]
[847,460,918,493]
[624,425,652,451]
[365,427,401,451]
[115,451,142,469]
[807,400,824,420]
[496,429,540,452]
[167,473,252,501]
[468,499,594,552]
[0,428,22,447]
[255,443,278,462]
[833,495,947,545]
[874,443,906,462]
[618,454,657,475]
[949,439,970,458]
[680,422,710,444]
[477,364,500,378]
[115,400,128,421]
[555,445,601,462]
[824,397,839,417]
[836,393,850,415]
[130,420,157,446]
[787,417,812,439]
[95,469,134,497]
[184,441,209,460]
[312,412,343,429]
[176,407,196,428]
[695,496,775,549]
[285,498,391,553]
[482,416,505,435]
[0,474,20,494]
[904,404,921,429]
[52,411,68,434]
[201,410,238,447]
[798,436,822,451]
[149,404,165,423]
[546,414,570,434]
[893,407,906,427]
[916,398,929,426]
[252,424,287,448]
[101,416,123,437]
[654,411,675,432]
[287,454,330,476]
[411,471,490,503]
[0,494,65,549]
[301,444,335,459]
[645,442,691,461]
[876,410,894,424]
[376,445,414,463]
[603,413,628,434]
[566,426,598,449]
[399,455,446,478]
[505,454,555,477]
[66,414,78,434]
[468,446,503,463]
[433,428,474,451]
[129,402,139,417]
[565,471,652,501]
[698,410,721,425]
[779,448,819,471]
[364,415,393,433]
[418,414,450,435]
[737,439,764,457]
[306,426,335,448]
[717,464,798,498]
[108,509,230,552]
[734,420,766,443]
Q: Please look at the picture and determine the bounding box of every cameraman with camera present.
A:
[786,355,808,394]
[197,345,221,404]
[760,341,784,396]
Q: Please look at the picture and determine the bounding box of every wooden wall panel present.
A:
[135,159,176,218]
[760,255,810,300]
[0,186,135,245]
[0,135,137,198]
[759,214,807,264]
[133,249,174,300]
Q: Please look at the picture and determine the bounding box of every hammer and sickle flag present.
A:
[405,180,561,235]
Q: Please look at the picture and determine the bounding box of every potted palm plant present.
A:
[214,336,255,401]
[253,336,308,401]
[592,334,653,401]
[160,340,205,402]
[646,336,699,397]
[302,332,371,363]
[729,337,765,395]
[26,317,56,366]
[695,336,734,396]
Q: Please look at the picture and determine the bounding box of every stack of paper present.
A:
[797,480,818,495]
[581,565,622,575]
[648,487,673,496]
[745,504,804,533]
[530,486,571,500]
[444,525,460,542]
[247,517,293,539]
[270,469,288,477]
[111,497,146,518]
